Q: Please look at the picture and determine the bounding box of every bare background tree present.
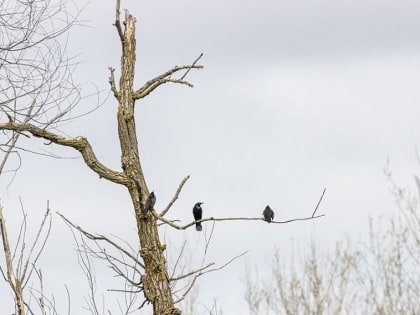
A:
[0,200,58,315]
[0,1,81,314]
[0,0,83,131]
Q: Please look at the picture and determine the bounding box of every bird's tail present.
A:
[195,222,202,231]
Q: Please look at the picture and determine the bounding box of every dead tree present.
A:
[0,1,325,314]
[0,1,201,313]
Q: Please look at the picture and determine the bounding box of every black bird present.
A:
[143,191,156,217]
[192,202,204,231]
[262,205,274,223]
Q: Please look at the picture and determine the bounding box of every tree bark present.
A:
[116,10,180,315]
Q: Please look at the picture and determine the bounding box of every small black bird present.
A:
[262,205,274,223]
[143,191,156,217]
[193,202,203,231]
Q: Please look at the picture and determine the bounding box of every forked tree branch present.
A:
[21,202,52,289]
[179,53,203,80]
[170,249,248,283]
[58,212,145,269]
[0,122,130,185]
[170,262,215,282]
[204,250,249,274]
[132,55,203,100]
[172,223,248,304]
[60,212,146,312]
[312,187,326,218]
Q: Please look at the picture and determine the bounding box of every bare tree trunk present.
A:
[115,10,179,315]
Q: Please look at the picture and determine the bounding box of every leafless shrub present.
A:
[246,240,357,315]
[246,168,420,315]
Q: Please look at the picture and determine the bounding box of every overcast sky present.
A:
[2,0,420,313]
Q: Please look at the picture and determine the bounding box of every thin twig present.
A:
[58,212,145,269]
[170,240,187,280]
[108,67,119,98]
[65,284,71,315]
[21,201,52,287]
[200,250,249,276]
[34,269,46,315]
[170,262,215,282]
[0,132,19,175]
[312,187,326,218]
[160,175,190,217]
[180,53,203,80]
[173,222,217,302]
[174,248,248,303]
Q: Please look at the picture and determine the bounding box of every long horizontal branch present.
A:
[155,213,325,230]
[0,122,130,185]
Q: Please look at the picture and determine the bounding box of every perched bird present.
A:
[262,205,274,223]
[192,202,204,231]
[143,191,156,217]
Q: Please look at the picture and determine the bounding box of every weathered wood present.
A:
[116,10,180,315]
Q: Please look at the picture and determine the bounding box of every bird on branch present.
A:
[143,191,156,217]
[193,202,204,231]
[262,205,274,223]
